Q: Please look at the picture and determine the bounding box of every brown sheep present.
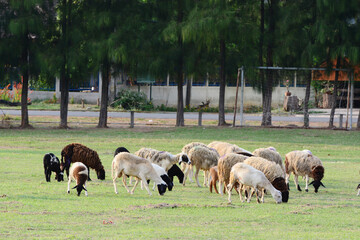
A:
[209,166,219,194]
[218,153,249,195]
[61,143,105,181]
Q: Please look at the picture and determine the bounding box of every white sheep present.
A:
[244,156,289,203]
[218,153,249,195]
[207,141,253,157]
[183,145,219,187]
[285,150,325,193]
[67,162,88,196]
[140,163,174,191]
[252,147,285,173]
[227,162,282,204]
[112,152,167,196]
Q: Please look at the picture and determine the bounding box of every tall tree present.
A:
[182,0,242,126]
[6,0,54,128]
[315,0,359,128]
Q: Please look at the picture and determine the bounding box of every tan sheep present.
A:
[218,153,249,195]
[207,141,253,157]
[180,142,208,183]
[285,150,325,193]
[111,152,167,196]
[244,156,289,203]
[252,147,285,172]
[184,145,219,187]
[134,147,190,171]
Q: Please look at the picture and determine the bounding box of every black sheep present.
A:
[43,153,64,182]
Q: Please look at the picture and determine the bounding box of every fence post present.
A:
[130,111,134,128]
[339,114,343,128]
[198,111,203,126]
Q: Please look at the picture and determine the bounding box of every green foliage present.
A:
[111,88,153,111]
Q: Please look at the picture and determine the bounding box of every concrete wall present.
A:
[29,84,312,108]
[28,76,313,107]
[127,85,313,108]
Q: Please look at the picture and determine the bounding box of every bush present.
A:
[111,89,153,111]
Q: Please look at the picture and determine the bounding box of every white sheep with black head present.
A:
[227,162,282,204]
[67,162,88,196]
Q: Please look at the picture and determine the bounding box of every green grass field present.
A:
[0,127,359,239]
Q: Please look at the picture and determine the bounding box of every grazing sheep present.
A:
[112,152,167,196]
[252,147,285,172]
[227,162,282,204]
[218,153,249,195]
[43,153,64,182]
[67,162,88,196]
[207,141,253,157]
[244,157,289,203]
[183,145,219,187]
[180,142,208,182]
[167,164,184,184]
[209,166,219,194]
[114,147,130,156]
[285,150,325,193]
[142,163,174,191]
[61,143,105,181]
[135,147,190,172]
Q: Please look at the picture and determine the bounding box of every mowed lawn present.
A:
[0,127,359,239]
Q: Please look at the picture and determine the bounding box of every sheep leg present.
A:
[227,183,234,203]
[130,178,140,194]
[203,170,209,187]
[286,172,291,190]
[238,184,244,203]
[247,188,255,203]
[139,175,152,196]
[305,175,309,192]
[294,175,302,191]
[182,164,191,186]
[112,171,121,194]
[45,169,51,182]
[194,167,201,187]
[84,182,88,196]
[86,165,92,181]
[122,174,132,193]
[219,180,224,196]
[67,177,71,194]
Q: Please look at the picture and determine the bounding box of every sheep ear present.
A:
[320,182,326,188]
[72,185,78,189]
[309,181,314,186]
[82,186,87,191]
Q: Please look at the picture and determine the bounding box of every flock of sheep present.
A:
[41,140,341,203]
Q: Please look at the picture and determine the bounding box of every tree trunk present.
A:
[303,71,311,128]
[59,0,69,129]
[98,61,110,128]
[59,66,69,128]
[176,0,184,127]
[357,109,360,129]
[218,38,227,126]
[261,0,277,126]
[185,76,191,109]
[329,56,340,128]
[20,43,30,128]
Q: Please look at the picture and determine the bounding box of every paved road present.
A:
[1,109,358,124]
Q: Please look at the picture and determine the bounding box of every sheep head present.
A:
[96,168,106,180]
[310,166,325,192]
[272,177,289,203]
[157,183,167,196]
[178,153,191,165]
[161,174,174,191]
[73,185,87,196]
